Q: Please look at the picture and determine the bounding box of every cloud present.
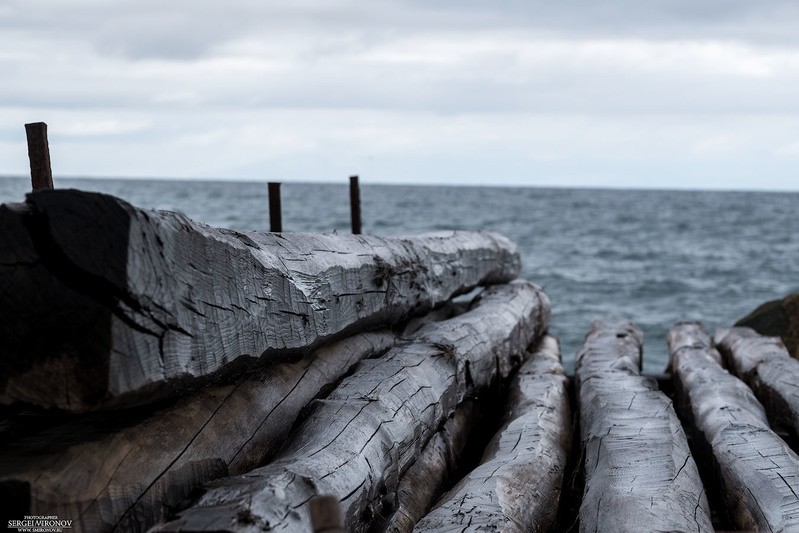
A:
[6,0,799,60]
[775,140,799,156]
[4,29,799,114]
[1,0,798,189]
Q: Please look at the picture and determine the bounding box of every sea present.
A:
[2,176,797,373]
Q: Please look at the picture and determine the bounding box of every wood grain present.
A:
[0,189,521,411]
[576,320,712,533]
[669,321,799,531]
[384,401,476,533]
[152,281,550,532]
[413,335,571,533]
[715,326,799,439]
[0,331,395,533]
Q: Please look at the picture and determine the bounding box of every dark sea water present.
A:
[2,176,797,372]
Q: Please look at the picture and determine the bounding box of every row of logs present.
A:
[572,320,799,532]
[1,278,557,531]
[1,189,560,532]
[6,316,798,532]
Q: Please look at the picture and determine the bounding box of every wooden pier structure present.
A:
[1,188,798,532]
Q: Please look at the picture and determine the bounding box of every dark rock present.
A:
[736,293,799,358]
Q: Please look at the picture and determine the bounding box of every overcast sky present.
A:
[1,1,798,189]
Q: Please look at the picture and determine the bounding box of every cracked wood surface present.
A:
[151,280,550,532]
[668,322,799,532]
[383,401,476,533]
[669,322,799,532]
[0,189,521,411]
[0,331,395,533]
[576,320,712,533]
[715,327,799,440]
[413,334,571,533]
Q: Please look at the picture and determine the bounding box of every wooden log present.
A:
[576,320,712,533]
[385,401,476,533]
[151,280,550,532]
[669,321,799,531]
[0,189,521,411]
[715,327,799,438]
[413,335,571,533]
[0,331,395,533]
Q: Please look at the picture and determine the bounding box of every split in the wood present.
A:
[412,334,571,533]
[669,321,799,531]
[0,189,521,411]
[382,400,478,533]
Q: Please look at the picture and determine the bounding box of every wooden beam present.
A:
[0,189,521,411]
[24,122,53,191]
[413,335,571,532]
[576,320,712,533]
[0,331,396,533]
[151,281,550,532]
[715,327,799,439]
[669,321,799,531]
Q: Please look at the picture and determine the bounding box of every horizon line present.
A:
[1,173,797,195]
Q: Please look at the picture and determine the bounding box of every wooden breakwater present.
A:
[2,188,799,532]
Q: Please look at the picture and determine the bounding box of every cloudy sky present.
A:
[1,1,798,189]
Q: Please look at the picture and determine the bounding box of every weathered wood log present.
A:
[413,334,570,533]
[385,401,476,533]
[669,321,799,531]
[152,280,550,532]
[0,189,521,411]
[576,320,712,533]
[715,326,799,439]
[0,331,396,533]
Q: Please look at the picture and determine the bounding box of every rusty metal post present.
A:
[349,175,361,234]
[25,122,53,191]
[268,181,282,232]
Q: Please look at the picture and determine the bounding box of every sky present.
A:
[1,0,798,190]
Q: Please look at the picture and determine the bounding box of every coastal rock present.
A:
[735,293,799,358]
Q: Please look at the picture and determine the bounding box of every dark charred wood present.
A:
[413,335,571,532]
[576,320,712,533]
[669,321,799,531]
[0,189,521,412]
[151,281,550,532]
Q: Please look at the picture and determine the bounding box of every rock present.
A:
[735,293,799,358]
